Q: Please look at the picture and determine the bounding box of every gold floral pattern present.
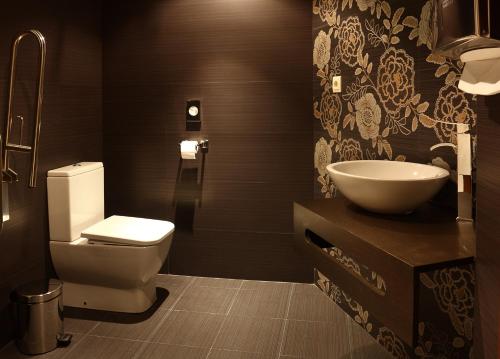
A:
[314,269,411,357]
[314,29,333,71]
[316,269,343,303]
[421,266,475,340]
[356,0,376,12]
[416,1,433,50]
[339,138,363,161]
[377,48,415,118]
[323,247,361,275]
[417,265,475,358]
[355,92,382,140]
[314,137,333,177]
[322,246,387,295]
[313,0,477,199]
[313,0,339,27]
[338,17,365,67]
[343,291,373,332]
[313,1,479,350]
[376,328,411,359]
[315,265,474,358]
[433,85,476,144]
[317,89,343,137]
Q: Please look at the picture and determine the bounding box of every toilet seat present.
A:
[81,215,175,246]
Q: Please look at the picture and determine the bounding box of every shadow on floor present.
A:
[64,287,168,324]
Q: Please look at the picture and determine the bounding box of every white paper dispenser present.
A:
[433,0,500,95]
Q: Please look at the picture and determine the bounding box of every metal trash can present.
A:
[14,279,63,355]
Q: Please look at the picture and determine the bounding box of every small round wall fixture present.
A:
[188,105,199,117]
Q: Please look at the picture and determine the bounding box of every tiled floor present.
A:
[0,275,391,359]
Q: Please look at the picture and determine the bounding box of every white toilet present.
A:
[47,162,174,313]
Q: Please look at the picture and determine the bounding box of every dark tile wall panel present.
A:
[103,0,312,282]
[0,0,103,347]
[475,94,500,359]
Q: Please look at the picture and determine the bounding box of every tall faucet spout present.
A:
[430,123,473,222]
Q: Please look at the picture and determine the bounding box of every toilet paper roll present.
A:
[180,140,198,160]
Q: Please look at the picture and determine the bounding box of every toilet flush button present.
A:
[188,106,199,117]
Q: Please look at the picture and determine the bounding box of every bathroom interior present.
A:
[0,0,499,358]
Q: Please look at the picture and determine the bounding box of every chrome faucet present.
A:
[430,123,473,222]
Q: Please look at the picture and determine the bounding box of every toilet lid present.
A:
[81,215,175,246]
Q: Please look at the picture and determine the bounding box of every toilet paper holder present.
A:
[198,139,209,153]
[178,139,209,154]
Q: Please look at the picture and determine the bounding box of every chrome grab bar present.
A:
[3,29,46,188]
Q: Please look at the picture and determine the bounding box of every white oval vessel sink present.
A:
[326,160,450,214]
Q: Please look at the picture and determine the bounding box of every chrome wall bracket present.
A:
[3,29,46,187]
[0,29,46,231]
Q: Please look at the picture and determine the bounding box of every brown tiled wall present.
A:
[102,0,313,282]
[475,94,500,359]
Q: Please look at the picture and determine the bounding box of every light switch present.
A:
[332,76,342,93]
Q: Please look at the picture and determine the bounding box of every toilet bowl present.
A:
[47,162,174,313]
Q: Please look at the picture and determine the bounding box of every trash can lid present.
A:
[15,279,62,304]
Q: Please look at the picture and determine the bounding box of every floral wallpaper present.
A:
[418,265,475,358]
[322,246,387,295]
[313,0,477,198]
[315,263,475,358]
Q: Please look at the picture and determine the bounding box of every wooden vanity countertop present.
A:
[295,198,475,268]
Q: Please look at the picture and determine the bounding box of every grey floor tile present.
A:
[192,277,243,289]
[229,281,291,318]
[0,334,82,359]
[64,316,100,334]
[287,283,346,322]
[349,318,391,359]
[213,315,284,356]
[137,342,209,359]
[66,335,142,359]
[156,275,193,309]
[151,310,224,348]
[208,349,274,359]
[281,320,351,359]
[174,286,237,314]
[156,274,193,284]
[240,281,290,291]
[89,308,169,341]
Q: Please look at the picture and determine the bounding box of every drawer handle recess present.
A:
[305,229,387,297]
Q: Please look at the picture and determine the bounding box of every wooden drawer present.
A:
[294,199,475,351]
[295,204,415,344]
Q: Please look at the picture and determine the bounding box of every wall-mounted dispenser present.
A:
[186,100,201,131]
[433,0,500,95]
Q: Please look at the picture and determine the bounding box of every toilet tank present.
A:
[47,162,104,242]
